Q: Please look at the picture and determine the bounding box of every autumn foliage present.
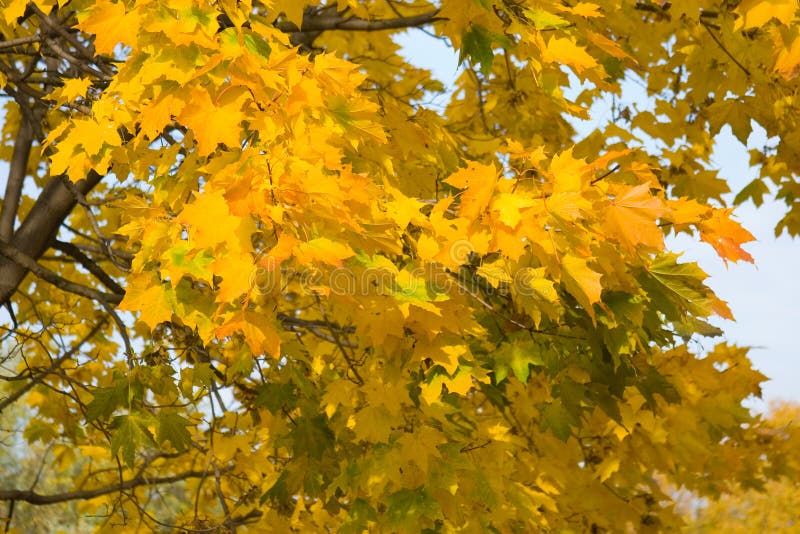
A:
[1,0,800,531]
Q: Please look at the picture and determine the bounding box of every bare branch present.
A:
[277,7,442,49]
[0,119,33,241]
[0,468,231,505]
[29,4,114,78]
[0,34,40,51]
[0,241,122,305]
[51,240,125,295]
[70,242,133,263]
[278,313,358,347]
[300,10,441,32]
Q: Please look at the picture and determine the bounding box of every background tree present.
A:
[1,0,799,531]
[679,402,800,533]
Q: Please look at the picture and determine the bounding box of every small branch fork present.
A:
[0,319,105,414]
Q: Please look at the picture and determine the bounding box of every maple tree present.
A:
[1,0,800,531]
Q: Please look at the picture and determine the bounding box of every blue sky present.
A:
[397,31,800,408]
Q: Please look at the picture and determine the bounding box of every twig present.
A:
[99,300,135,367]
[61,178,130,272]
[700,20,750,77]
[277,313,358,347]
[30,4,114,78]
[590,164,620,185]
[0,320,105,413]
[314,297,363,385]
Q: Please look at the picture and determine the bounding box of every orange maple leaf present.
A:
[698,209,755,264]
[603,184,667,251]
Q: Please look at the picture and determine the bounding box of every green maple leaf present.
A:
[156,412,193,452]
[111,413,155,467]
[290,415,334,460]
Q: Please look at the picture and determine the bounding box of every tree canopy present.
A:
[1,0,800,531]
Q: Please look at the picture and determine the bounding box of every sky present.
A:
[396,31,800,409]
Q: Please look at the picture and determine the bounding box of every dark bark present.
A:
[0,119,33,242]
[0,171,104,306]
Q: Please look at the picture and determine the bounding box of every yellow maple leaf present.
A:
[561,255,603,319]
[445,367,474,396]
[396,425,444,474]
[138,92,186,141]
[294,238,354,267]
[477,260,512,289]
[118,273,175,330]
[416,234,440,262]
[2,0,27,26]
[774,35,800,79]
[542,37,598,74]
[218,0,253,27]
[698,209,755,264]
[68,116,121,157]
[48,78,92,105]
[273,0,308,27]
[260,233,299,270]
[734,0,797,30]
[492,193,534,228]
[666,198,712,226]
[385,188,425,229]
[213,251,258,303]
[177,191,243,249]
[420,375,445,405]
[286,77,325,116]
[179,88,246,155]
[585,31,634,61]
[414,340,464,375]
[444,162,498,220]
[595,456,621,483]
[349,404,393,443]
[550,149,586,194]
[215,310,282,358]
[78,1,141,55]
[564,2,603,18]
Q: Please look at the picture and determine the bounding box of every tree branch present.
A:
[300,10,441,32]
[0,119,33,242]
[0,320,105,414]
[0,34,40,51]
[29,4,114,78]
[0,241,122,305]
[51,240,125,295]
[0,468,231,505]
[277,8,442,49]
[0,171,103,306]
